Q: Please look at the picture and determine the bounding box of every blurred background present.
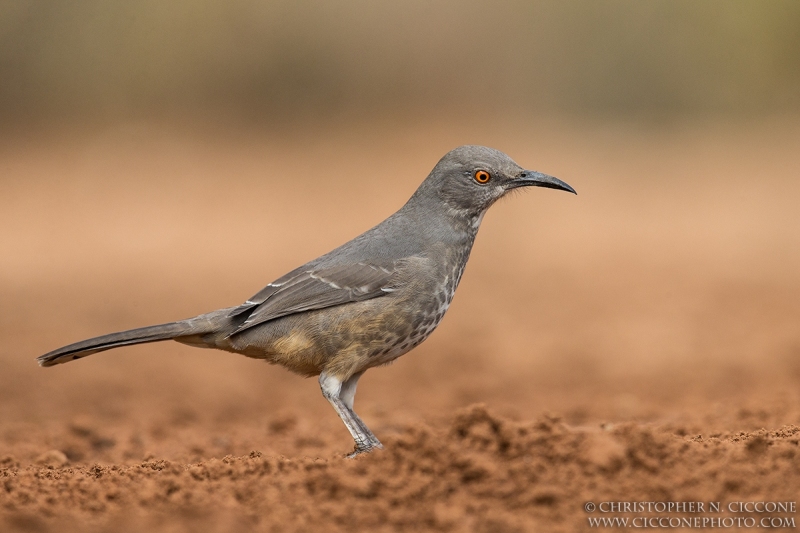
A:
[1,0,800,127]
[1,0,799,463]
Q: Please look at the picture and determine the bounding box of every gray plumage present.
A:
[38,145,575,456]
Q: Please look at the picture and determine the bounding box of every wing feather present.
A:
[227,260,401,336]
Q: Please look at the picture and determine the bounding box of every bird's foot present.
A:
[345,440,384,459]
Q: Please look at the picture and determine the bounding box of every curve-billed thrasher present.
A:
[38,145,575,456]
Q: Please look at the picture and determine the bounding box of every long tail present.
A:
[37,321,196,367]
[37,309,236,367]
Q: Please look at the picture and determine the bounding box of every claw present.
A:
[346,441,383,459]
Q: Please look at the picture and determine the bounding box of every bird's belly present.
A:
[364,286,454,366]
[226,287,454,379]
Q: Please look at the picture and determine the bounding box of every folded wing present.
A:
[227,260,401,336]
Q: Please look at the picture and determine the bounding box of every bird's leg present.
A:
[339,372,383,451]
[319,371,383,457]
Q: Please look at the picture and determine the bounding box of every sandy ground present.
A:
[1,116,799,531]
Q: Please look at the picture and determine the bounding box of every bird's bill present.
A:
[509,170,576,194]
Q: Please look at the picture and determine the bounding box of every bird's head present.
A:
[414,145,575,220]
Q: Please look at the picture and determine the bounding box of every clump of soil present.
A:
[2,406,798,532]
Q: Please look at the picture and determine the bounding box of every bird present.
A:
[38,145,575,457]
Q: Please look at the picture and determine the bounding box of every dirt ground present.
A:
[1,116,799,532]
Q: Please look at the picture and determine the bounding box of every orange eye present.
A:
[474,170,491,184]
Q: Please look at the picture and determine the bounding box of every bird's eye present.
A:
[474,170,491,184]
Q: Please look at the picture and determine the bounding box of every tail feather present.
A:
[38,320,197,367]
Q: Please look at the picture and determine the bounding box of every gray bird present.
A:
[38,145,575,456]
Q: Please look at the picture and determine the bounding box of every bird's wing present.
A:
[226,260,401,336]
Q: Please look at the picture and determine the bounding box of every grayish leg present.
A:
[319,371,383,457]
[339,372,362,410]
[340,372,382,450]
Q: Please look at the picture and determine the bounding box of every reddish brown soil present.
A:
[1,117,799,532]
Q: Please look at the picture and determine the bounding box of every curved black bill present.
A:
[510,170,576,194]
